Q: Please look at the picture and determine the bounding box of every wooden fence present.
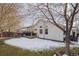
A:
[0,32,21,38]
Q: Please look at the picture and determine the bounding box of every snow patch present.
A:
[4,37,79,51]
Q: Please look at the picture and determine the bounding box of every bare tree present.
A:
[27,3,79,55]
[0,3,21,32]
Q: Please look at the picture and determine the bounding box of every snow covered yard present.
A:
[4,37,79,51]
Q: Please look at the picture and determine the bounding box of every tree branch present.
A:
[69,3,78,32]
[64,3,68,21]
[46,3,65,32]
[37,4,50,20]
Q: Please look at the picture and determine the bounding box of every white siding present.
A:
[33,20,63,41]
[44,21,63,41]
[33,20,45,38]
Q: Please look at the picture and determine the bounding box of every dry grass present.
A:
[0,41,55,56]
[0,40,79,56]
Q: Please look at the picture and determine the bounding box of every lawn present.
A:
[0,38,56,56]
[0,42,79,56]
[0,42,55,56]
[0,38,79,56]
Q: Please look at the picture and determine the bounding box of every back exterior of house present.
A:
[33,19,64,41]
[19,19,79,42]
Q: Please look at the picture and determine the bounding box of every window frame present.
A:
[45,28,48,34]
[39,29,43,34]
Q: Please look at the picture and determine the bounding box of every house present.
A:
[18,26,33,33]
[32,19,64,41]
[19,19,79,42]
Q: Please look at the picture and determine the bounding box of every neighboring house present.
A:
[17,26,32,33]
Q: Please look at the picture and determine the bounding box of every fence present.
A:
[0,32,21,38]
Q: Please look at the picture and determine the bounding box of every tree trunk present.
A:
[65,31,71,55]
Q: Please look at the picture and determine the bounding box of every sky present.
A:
[18,4,34,27]
[19,3,79,28]
[19,4,43,27]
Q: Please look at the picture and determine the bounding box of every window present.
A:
[39,29,43,34]
[34,29,37,31]
[40,26,42,28]
[45,29,48,34]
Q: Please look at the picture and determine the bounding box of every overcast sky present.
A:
[19,4,41,28]
[18,4,33,27]
[19,3,79,28]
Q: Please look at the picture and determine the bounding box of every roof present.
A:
[19,19,65,30]
[19,19,79,31]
